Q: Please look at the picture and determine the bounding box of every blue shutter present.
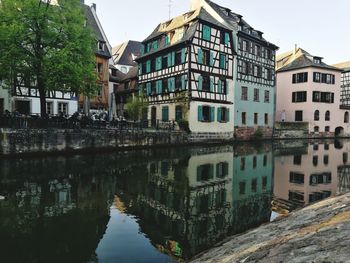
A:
[198,106,203,122]
[217,107,222,122]
[197,48,203,64]
[181,48,186,64]
[224,33,230,45]
[210,107,215,122]
[198,75,203,91]
[210,52,214,66]
[210,77,214,92]
[226,108,230,122]
[181,75,187,90]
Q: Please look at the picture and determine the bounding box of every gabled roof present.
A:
[82,4,111,58]
[112,40,142,66]
[276,48,342,73]
[205,0,278,49]
[332,61,350,72]
[122,66,139,81]
[137,7,230,60]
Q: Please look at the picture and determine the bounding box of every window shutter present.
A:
[220,54,226,69]
[162,106,169,122]
[168,78,172,92]
[181,75,187,90]
[332,75,335,84]
[210,107,215,122]
[197,48,203,64]
[227,108,230,122]
[146,60,151,73]
[209,164,214,179]
[224,33,230,45]
[226,80,229,95]
[210,52,214,66]
[165,35,170,46]
[198,75,203,91]
[181,48,186,64]
[217,80,222,94]
[139,65,142,75]
[203,25,211,41]
[198,106,203,121]
[153,41,158,50]
[217,107,222,122]
[146,83,151,95]
[141,45,145,55]
[171,77,175,92]
[210,77,214,92]
[172,52,175,66]
[167,54,172,67]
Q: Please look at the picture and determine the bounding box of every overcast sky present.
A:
[85,0,350,64]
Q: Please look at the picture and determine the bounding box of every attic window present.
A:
[98,42,104,51]
[225,8,231,16]
[314,58,321,64]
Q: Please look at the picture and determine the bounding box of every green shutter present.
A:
[219,54,226,69]
[224,33,230,45]
[159,80,163,94]
[217,107,222,122]
[226,80,229,95]
[153,41,158,50]
[162,106,169,122]
[197,48,203,64]
[139,65,142,75]
[227,108,230,122]
[168,78,172,92]
[181,75,187,90]
[156,57,162,70]
[210,52,214,66]
[169,77,175,92]
[141,45,145,55]
[167,54,171,67]
[217,80,222,93]
[198,75,203,91]
[210,77,214,92]
[171,52,175,66]
[198,106,203,121]
[203,25,211,41]
[146,60,151,73]
[165,35,170,46]
[181,48,186,63]
[146,83,151,95]
[147,43,151,52]
[210,107,215,122]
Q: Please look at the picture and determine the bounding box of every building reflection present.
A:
[274,139,350,209]
[114,145,274,260]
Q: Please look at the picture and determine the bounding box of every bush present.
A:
[177,119,189,132]
[253,127,263,139]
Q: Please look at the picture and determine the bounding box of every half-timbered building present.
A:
[190,0,279,139]
[136,7,234,136]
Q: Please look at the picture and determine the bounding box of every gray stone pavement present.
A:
[190,193,350,263]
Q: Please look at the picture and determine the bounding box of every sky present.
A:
[84,0,350,64]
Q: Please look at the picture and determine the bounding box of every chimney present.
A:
[190,0,205,11]
[92,3,96,11]
[294,44,298,55]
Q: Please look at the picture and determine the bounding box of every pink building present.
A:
[276,47,348,136]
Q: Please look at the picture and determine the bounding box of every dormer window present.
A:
[98,41,104,51]
[314,58,321,64]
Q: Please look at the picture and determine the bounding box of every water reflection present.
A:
[0,141,349,262]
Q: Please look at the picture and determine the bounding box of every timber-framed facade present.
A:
[137,8,234,135]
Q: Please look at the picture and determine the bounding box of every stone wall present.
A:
[235,126,273,140]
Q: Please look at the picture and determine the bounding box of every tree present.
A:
[0,0,98,116]
[125,95,147,121]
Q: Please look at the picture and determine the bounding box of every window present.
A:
[202,24,211,41]
[162,55,168,68]
[199,75,211,91]
[153,40,158,51]
[343,153,348,164]
[58,102,68,115]
[46,102,53,115]
[97,63,103,73]
[292,91,307,102]
[198,105,214,122]
[266,68,273,81]
[345,112,349,123]
[255,45,261,56]
[216,162,228,178]
[239,182,246,195]
[293,155,302,165]
[241,86,248,100]
[292,72,308,83]
[262,176,267,190]
[290,172,304,184]
[264,90,270,103]
[146,60,151,73]
[313,91,334,103]
[197,164,214,181]
[324,155,329,165]
[217,107,230,122]
[295,111,303,121]
[242,112,246,125]
[324,144,329,150]
[242,61,248,74]
[240,157,245,170]
[325,111,330,121]
[264,113,268,125]
[325,126,330,132]
[242,40,248,52]
[198,48,210,66]
[309,173,331,186]
[175,106,182,121]
[313,72,321,83]
[217,79,226,94]
[254,88,259,102]
[162,106,169,122]
[314,110,319,121]
[263,155,267,166]
[321,73,335,84]
[253,156,257,169]
[220,32,230,45]
[314,126,319,133]
[254,113,258,125]
[313,144,319,151]
[313,156,318,166]
[175,50,182,65]
[251,179,257,192]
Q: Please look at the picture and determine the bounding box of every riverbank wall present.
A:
[190,193,350,263]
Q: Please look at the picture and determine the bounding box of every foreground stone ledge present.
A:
[190,193,350,263]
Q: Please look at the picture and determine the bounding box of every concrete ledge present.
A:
[190,193,350,263]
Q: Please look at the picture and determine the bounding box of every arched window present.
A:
[325,111,330,121]
[314,110,319,121]
[345,112,349,123]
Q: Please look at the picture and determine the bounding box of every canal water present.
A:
[1,139,350,263]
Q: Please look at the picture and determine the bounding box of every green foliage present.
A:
[253,127,263,139]
[177,119,189,132]
[0,0,98,115]
[125,95,147,121]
